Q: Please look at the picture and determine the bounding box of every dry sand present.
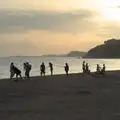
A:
[0,71,120,120]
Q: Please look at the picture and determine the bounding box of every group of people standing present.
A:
[82,61,106,76]
[40,62,69,76]
[40,62,53,76]
[10,62,32,80]
[10,62,55,80]
[10,61,106,80]
[82,61,90,75]
[23,62,32,78]
[96,64,106,75]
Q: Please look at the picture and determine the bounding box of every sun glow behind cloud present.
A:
[0,0,120,56]
[100,8,120,21]
[97,0,120,21]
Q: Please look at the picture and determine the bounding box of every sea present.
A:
[0,56,120,79]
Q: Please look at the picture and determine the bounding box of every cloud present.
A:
[0,38,40,56]
[96,22,120,38]
[0,9,98,33]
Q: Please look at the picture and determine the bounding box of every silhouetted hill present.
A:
[41,51,86,57]
[84,38,120,58]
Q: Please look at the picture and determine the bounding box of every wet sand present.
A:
[0,71,120,120]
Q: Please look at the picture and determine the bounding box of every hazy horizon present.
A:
[0,0,120,57]
[0,50,87,58]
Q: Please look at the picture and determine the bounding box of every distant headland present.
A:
[84,38,120,58]
[42,38,120,58]
[41,51,86,58]
[6,38,120,59]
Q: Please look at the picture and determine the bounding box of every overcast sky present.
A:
[0,0,120,56]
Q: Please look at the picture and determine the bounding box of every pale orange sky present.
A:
[0,0,120,56]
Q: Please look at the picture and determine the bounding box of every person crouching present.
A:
[12,66,22,81]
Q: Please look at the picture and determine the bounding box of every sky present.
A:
[0,0,120,56]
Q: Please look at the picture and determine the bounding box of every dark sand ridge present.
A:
[0,71,120,120]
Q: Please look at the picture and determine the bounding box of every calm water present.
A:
[0,56,120,79]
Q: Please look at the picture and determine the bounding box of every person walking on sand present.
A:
[64,63,69,76]
[10,62,15,80]
[40,63,46,76]
[49,62,53,75]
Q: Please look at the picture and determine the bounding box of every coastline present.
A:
[1,70,120,81]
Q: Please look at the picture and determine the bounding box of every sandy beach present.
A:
[0,71,120,120]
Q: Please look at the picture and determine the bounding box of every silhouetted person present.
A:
[82,61,86,74]
[12,66,22,80]
[96,64,101,74]
[26,62,32,78]
[64,63,69,76]
[86,63,90,74]
[49,62,53,75]
[40,63,46,76]
[23,63,27,78]
[100,64,106,75]
[10,62,15,80]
